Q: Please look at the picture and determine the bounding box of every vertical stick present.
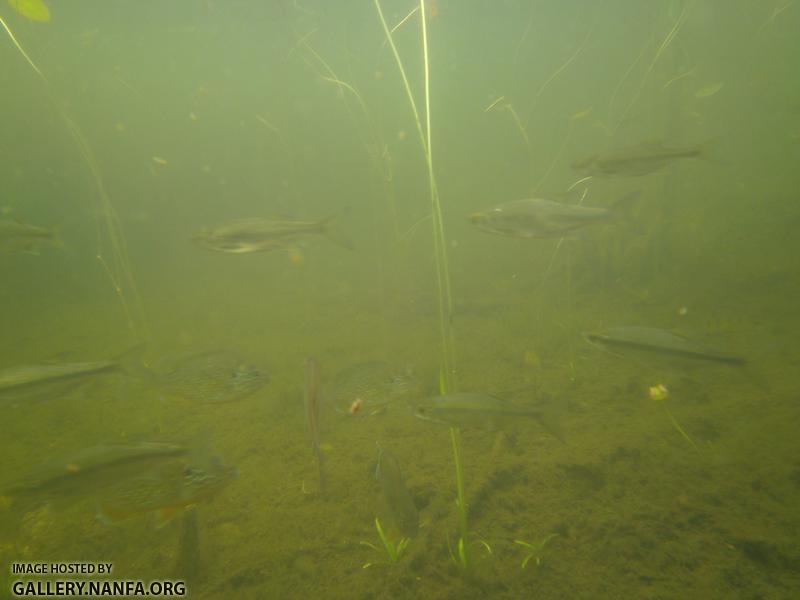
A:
[304,357,325,494]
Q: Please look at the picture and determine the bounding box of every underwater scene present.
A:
[1,1,799,598]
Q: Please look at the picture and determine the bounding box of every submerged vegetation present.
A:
[360,517,411,568]
[1,1,798,598]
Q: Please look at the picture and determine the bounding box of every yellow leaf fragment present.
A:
[8,0,50,22]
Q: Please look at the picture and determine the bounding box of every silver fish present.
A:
[2,442,188,508]
[0,347,146,402]
[0,218,60,254]
[572,141,705,177]
[374,448,418,538]
[414,393,565,442]
[469,192,637,239]
[583,326,745,364]
[192,214,353,254]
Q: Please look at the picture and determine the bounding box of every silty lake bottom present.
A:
[1,1,799,598]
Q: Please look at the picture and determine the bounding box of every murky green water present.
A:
[2,1,799,598]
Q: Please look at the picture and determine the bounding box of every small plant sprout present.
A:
[447,532,492,572]
[648,384,700,451]
[514,533,558,569]
[360,518,410,568]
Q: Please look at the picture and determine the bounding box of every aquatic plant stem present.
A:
[0,15,44,80]
[450,426,470,571]
[374,0,456,391]
[375,2,466,575]
[1,15,149,343]
[663,404,699,451]
[616,0,693,132]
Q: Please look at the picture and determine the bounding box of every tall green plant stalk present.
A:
[374,0,456,392]
[375,0,469,573]
[450,426,470,571]
[0,14,149,344]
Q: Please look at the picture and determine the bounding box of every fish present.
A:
[572,141,705,177]
[0,346,148,403]
[329,361,422,417]
[1,442,188,511]
[191,213,353,255]
[96,454,237,527]
[156,350,269,404]
[414,393,566,442]
[583,326,745,365]
[304,357,324,493]
[0,218,60,254]
[469,192,639,239]
[374,448,418,538]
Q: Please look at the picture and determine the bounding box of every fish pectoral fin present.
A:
[154,506,181,529]
[96,503,124,525]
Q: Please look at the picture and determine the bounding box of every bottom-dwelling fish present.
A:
[571,141,706,177]
[414,393,566,443]
[374,447,418,538]
[583,326,745,365]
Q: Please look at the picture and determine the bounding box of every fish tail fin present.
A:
[695,137,727,166]
[318,210,355,250]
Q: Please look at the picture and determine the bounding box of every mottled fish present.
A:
[0,218,60,254]
[572,141,705,177]
[156,350,269,404]
[469,193,638,239]
[330,361,422,417]
[374,448,418,538]
[583,326,745,364]
[96,454,237,526]
[191,214,353,254]
[414,393,566,442]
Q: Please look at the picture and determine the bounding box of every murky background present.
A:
[1,1,799,598]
